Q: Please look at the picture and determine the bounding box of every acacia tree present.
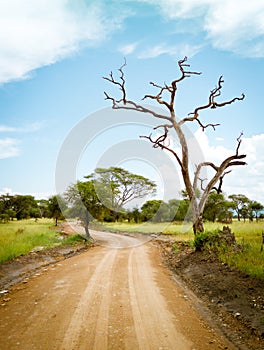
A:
[48,195,67,226]
[88,167,156,220]
[65,167,156,239]
[228,194,250,221]
[103,57,246,234]
[248,200,264,222]
[65,181,102,240]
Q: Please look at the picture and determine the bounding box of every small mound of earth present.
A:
[156,237,264,350]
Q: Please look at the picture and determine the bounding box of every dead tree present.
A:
[103,57,246,234]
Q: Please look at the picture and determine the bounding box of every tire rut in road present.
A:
[61,249,117,350]
[128,245,192,350]
[0,240,235,350]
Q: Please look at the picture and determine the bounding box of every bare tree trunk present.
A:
[191,199,204,234]
[103,57,246,237]
[84,210,91,241]
[193,216,204,234]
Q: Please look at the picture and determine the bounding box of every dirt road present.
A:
[0,230,234,350]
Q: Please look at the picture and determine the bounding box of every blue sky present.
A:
[0,0,264,204]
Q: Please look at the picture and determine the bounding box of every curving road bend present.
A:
[0,229,234,350]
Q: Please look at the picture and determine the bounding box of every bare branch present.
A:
[198,147,246,213]
[180,76,245,130]
[198,177,208,191]
[212,170,231,194]
[103,58,127,104]
[103,57,246,233]
[153,124,174,131]
[141,57,201,113]
[236,131,243,155]
[193,161,219,190]
[140,127,183,168]
[226,160,247,167]
[103,61,175,122]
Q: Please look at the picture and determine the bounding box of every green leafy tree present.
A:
[175,199,192,221]
[65,181,103,240]
[88,167,156,220]
[0,194,12,222]
[141,200,170,222]
[228,194,250,221]
[240,204,250,222]
[217,200,235,223]
[248,201,264,222]
[48,195,67,226]
[167,199,181,221]
[203,193,224,222]
[66,168,156,238]
[126,207,142,223]
[10,195,39,220]
[37,199,49,218]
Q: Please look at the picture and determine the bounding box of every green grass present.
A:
[98,221,194,241]
[216,222,264,279]
[1,219,263,279]
[101,220,264,279]
[0,218,82,263]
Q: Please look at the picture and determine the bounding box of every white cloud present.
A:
[0,122,43,159]
[119,42,139,55]
[0,0,126,84]
[0,122,43,133]
[139,0,209,19]
[138,43,202,59]
[192,129,231,163]
[0,126,17,132]
[0,138,20,159]
[138,0,264,57]
[0,187,14,195]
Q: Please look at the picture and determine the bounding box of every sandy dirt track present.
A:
[0,230,234,349]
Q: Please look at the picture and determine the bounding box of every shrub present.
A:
[193,226,237,252]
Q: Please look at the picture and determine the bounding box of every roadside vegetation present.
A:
[0,218,263,279]
[0,219,83,263]
[102,220,264,280]
[0,168,263,278]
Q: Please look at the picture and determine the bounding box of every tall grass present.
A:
[1,219,263,279]
[216,221,264,279]
[0,219,64,263]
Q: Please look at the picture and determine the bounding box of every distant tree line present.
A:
[123,193,264,224]
[1,168,263,230]
[63,168,264,233]
[0,194,67,225]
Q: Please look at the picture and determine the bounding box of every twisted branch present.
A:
[103,57,247,228]
[140,126,182,168]
[103,58,127,104]
[180,76,245,130]
[142,56,201,112]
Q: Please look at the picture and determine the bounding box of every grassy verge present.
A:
[218,222,264,279]
[101,220,264,279]
[1,219,263,279]
[0,219,83,263]
[97,221,194,241]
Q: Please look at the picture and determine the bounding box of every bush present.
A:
[193,231,210,251]
[193,226,237,252]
